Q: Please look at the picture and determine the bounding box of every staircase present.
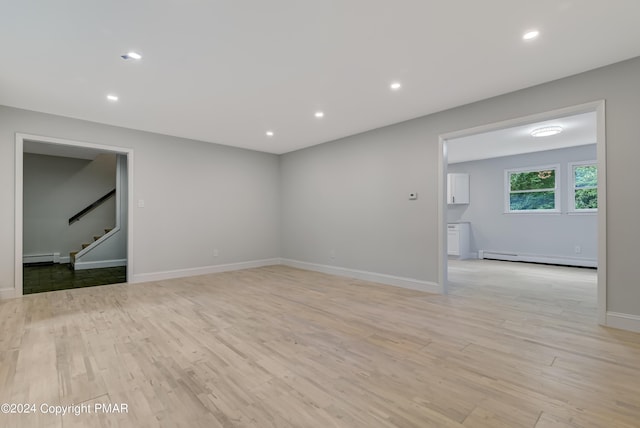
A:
[70,228,113,270]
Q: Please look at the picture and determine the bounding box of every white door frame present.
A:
[14,133,134,297]
[438,100,607,325]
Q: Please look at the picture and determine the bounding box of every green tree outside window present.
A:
[508,168,557,211]
[573,164,597,210]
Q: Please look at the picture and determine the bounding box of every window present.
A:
[505,165,560,213]
[569,161,597,212]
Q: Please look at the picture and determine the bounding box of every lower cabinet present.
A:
[447,223,470,259]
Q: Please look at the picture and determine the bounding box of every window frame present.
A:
[504,164,561,214]
[568,160,598,214]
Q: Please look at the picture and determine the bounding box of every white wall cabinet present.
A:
[447,173,469,204]
[447,222,470,259]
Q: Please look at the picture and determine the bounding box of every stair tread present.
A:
[70,226,112,271]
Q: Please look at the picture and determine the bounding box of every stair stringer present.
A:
[73,227,126,270]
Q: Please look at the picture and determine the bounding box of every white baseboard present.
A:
[74,259,127,270]
[606,312,640,333]
[479,250,597,268]
[281,258,441,293]
[131,258,281,283]
[0,288,16,299]
[59,256,70,264]
[24,255,50,264]
[24,252,61,264]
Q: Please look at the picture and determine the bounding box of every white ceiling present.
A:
[2,1,639,155]
[447,111,596,164]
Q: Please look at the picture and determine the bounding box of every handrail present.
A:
[68,189,116,225]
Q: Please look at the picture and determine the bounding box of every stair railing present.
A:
[68,189,116,225]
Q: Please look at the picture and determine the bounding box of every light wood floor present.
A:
[1,261,639,427]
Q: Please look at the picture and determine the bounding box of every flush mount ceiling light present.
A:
[314,111,324,118]
[266,131,274,137]
[390,82,402,90]
[106,94,119,101]
[531,126,563,137]
[121,51,142,60]
[523,30,540,40]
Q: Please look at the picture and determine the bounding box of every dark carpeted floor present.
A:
[23,263,127,294]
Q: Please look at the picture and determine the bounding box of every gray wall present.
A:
[23,152,116,260]
[280,123,433,280]
[0,105,280,290]
[281,56,640,317]
[3,57,640,318]
[448,145,597,262]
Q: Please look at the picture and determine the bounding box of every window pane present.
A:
[510,191,555,210]
[510,170,555,191]
[575,165,597,188]
[575,188,598,209]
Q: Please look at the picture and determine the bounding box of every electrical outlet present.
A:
[329,249,336,260]
[213,248,219,257]
[574,245,581,254]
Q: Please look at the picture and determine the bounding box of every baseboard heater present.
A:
[24,253,70,265]
[478,250,597,268]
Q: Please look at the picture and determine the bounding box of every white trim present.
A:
[503,212,562,216]
[568,160,597,213]
[14,133,134,298]
[595,101,607,325]
[439,137,448,293]
[504,164,561,214]
[15,135,24,297]
[566,211,597,216]
[74,226,120,260]
[126,151,134,285]
[17,133,131,154]
[606,312,640,333]
[281,258,442,293]
[74,259,127,270]
[478,250,597,268]
[439,100,607,325]
[438,102,604,140]
[115,155,122,229]
[131,258,281,283]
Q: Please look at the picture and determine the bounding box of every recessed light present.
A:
[523,30,539,40]
[121,51,142,60]
[315,111,324,118]
[390,82,402,90]
[266,131,274,137]
[106,94,119,101]
[531,126,562,137]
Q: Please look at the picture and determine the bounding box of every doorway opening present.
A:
[438,101,606,324]
[14,133,134,297]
